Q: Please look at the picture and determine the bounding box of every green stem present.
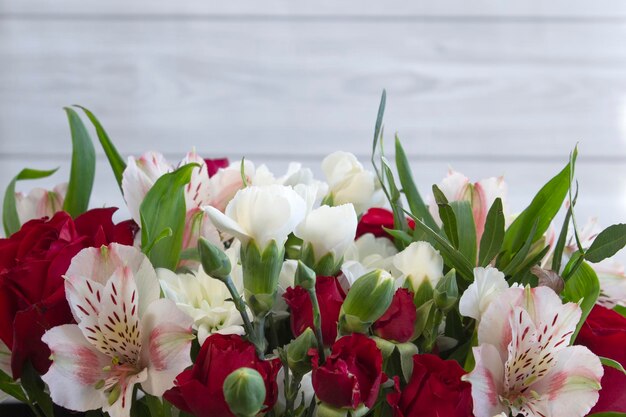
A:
[307,288,326,364]
[252,315,267,359]
[284,372,303,417]
[223,275,254,336]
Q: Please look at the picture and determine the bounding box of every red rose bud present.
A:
[204,157,230,177]
[356,208,415,240]
[387,354,473,417]
[576,305,626,413]
[283,276,345,346]
[372,288,416,343]
[164,334,281,417]
[0,208,136,378]
[311,333,383,409]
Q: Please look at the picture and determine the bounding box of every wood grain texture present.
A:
[2,0,626,18]
[2,19,626,161]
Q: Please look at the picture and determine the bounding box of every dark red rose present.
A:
[387,354,472,417]
[164,334,281,417]
[283,275,346,346]
[204,158,230,177]
[356,208,415,240]
[311,333,383,409]
[372,288,416,343]
[0,208,136,378]
[576,305,626,413]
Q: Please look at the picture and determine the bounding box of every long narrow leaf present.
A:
[501,220,539,277]
[432,185,458,248]
[585,223,626,263]
[3,167,58,236]
[395,136,438,229]
[479,198,505,267]
[63,107,96,217]
[77,106,126,192]
[450,200,477,263]
[140,164,197,269]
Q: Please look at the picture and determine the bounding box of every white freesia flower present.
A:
[322,151,382,214]
[15,183,67,224]
[42,244,194,417]
[122,151,172,224]
[204,184,307,249]
[393,241,444,290]
[157,264,245,345]
[466,286,603,417]
[459,267,509,322]
[295,204,357,262]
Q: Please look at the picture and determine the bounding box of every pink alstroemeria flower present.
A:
[465,286,603,417]
[429,169,507,245]
[41,243,194,417]
[15,183,67,224]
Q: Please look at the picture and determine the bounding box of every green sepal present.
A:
[241,240,284,316]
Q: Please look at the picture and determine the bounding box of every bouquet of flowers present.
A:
[1,92,626,417]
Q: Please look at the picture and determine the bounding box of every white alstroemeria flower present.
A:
[429,169,507,243]
[179,150,212,209]
[41,244,194,417]
[295,204,358,263]
[393,241,444,290]
[158,264,245,345]
[466,286,603,417]
[321,151,383,215]
[593,259,626,308]
[459,267,509,322]
[15,183,67,224]
[122,152,173,224]
[208,159,256,212]
[204,184,307,249]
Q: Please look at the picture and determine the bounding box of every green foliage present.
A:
[562,261,600,342]
[140,163,197,269]
[2,167,58,236]
[585,223,626,263]
[63,107,96,218]
[478,198,505,267]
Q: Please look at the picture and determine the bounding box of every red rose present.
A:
[311,333,383,409]
[387,354,473,417]
[204,158,230,177]
[372,288,416,343]
[356,208,415,240]
[0,208,136,378]
[283,275,345,346]
[164,334,281,417]
[576,305,626,413]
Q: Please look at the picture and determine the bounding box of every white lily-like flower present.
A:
[321,151,383,215]
[122,152,173,224]
[15,183,67,224]
[429,169,507,243]
[459,267,509,322]
[465,286,603,417]
[295,204,358,263]
[41,244,194,417]
[204,184,307,249]
[393,241,444,290]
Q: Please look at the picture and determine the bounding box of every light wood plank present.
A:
[1,20,626,160]
[2,0,626,18]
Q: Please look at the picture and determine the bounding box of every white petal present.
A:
[466,344,507,417]
[41,325,109,412]
[180,150,211,209]
[204,205,251,245]
[459,267,508,321]
[122,152,171,224]
[140,299,193,397]
[393,241,444,289]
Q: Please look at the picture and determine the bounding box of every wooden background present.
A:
[1,1,626,258]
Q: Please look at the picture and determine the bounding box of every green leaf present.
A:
[140,164,197,269]
[600,356,626,376]
[3,167,58,236]
[432,185,459,248]
[77,106,126,192]
[614,305,626,318]
[502,160,571,261]
[585,224,626,263]
[588,413,626,417]
[450,200,477,264]
[371,90,386,158]
[395,136,438,230]
[405,210,474,280]
[20,362,54,417]
[0,369,28,403]
[63,107,96,217]
[396,342,419,383]
[479,198,505,267]
[501,220,539,277]
[551,202,574,273]
[562,261,600,341]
